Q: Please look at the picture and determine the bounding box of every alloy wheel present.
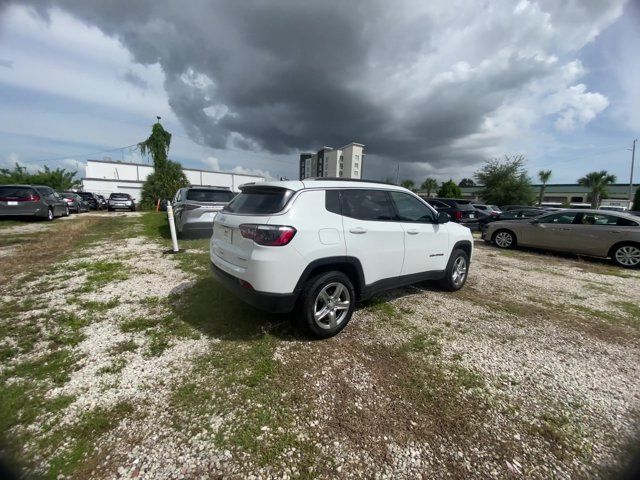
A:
[615,245,640,267]
[313,282,351,330]
[451,256,468,286]
[494,231,513,248]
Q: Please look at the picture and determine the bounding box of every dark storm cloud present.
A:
[13,0,624,178]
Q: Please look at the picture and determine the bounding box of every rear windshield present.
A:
[0,186,35,198]
[453,200,475,210]
[223,187,294,214]
[78,192,94,199]
[109,193,130,199]
[186,189,234,203]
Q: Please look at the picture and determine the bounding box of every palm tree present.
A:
[577,170,617,208]
[537,170,552,206]
[420,177,438,197]
[401,179,415,190]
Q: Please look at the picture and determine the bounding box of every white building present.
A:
[81,159,265,199]
[299,142,364,180]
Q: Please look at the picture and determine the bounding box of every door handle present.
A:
[349,227,367,234]
[406,229,419,235]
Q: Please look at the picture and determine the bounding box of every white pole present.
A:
[166,201,180,253]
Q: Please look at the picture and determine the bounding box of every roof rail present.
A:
[305,177,397,186]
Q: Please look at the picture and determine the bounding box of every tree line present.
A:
[0,163,80,190]
[399,155,636,209]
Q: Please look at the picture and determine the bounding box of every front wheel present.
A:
[298,271,355,338]
[611,243,640,269]
[493,229,516,249]
[439,248,470,291]
[64,206,69,217]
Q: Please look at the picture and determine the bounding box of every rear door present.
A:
[389,191,449,273]
[339,189,404,285]
[0,186,38,215]
[211,186,294,272]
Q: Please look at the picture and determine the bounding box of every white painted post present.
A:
[166,201,180,253]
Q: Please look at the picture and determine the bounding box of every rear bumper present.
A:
[210,262,298,313]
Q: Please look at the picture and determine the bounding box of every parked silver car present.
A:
[482,209,640,268]
[0,184,69,220]
[173,186,234,237]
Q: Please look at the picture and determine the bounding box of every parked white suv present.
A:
[210,179,473,338]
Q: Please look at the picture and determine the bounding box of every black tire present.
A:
[610,243,640,269]
[439,248,470,291]
[64,206,70,217]
[107,207,113,212]
[46,207,54,221]
[298,271,356,339]
[492,229,516,249]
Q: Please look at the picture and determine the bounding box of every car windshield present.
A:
[109,193,130,199]
[186,189,234,203]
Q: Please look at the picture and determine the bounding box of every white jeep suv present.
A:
[210,179,473,338]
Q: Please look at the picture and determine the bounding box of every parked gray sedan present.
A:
[173,186,234,237]
[482,209,640,268]
[0,184,69,220]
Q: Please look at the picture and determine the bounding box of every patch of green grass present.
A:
[145,331,172,357]
[98,357,127,375]
[74,260,129,291]
[119,316,161,333]
[616,301,640,323]
[109,340,138,355]
[45,402,134,479]
[365,298,397,318]
[398,331,442,356]
[76,298,120,313]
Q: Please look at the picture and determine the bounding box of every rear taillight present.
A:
[239,224,297,246]
[453,211,462,221]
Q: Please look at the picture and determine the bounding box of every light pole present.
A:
[630,139,637,203]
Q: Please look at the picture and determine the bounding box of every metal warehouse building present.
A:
[81,159,265,199]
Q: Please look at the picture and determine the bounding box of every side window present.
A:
[522,210,542,218]
[341,189,393,221]
[389,192,435,222]
[325,190,341,215]
[501,211,517,219]
[538,212,579,224]
[580,213,637,226]
[174,189,182,203]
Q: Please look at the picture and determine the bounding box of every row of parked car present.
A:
[0,184,136,220]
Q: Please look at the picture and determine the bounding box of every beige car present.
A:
[482,209,640,268]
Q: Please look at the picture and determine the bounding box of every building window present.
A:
[571,196,583,203]
[339,170,343,177]
[340,155,343,161]
[354,162,358,168]
[355,155,359,161]
[354,170,359,176]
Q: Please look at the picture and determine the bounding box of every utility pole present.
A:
[630,139,636,203]
[395,162,400,185]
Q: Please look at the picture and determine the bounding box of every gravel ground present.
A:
[1,215,639,479]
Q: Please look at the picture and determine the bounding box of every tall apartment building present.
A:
[299,142,365,180]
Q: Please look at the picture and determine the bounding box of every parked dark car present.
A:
[107,192,136,211]
[500,204,537,212]
[77,191,102,210]
[420,197,479,230]
[173,186,234,237]
[0,185,69,220]
[58,191,90,213]
[479,208,545,232]
[96,194,108,210]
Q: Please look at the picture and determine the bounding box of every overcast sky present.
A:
[1,0,639,184]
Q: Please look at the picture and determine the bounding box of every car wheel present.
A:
[493,229,516,249]
[439,248,470,291]
[46,207,54,221]
[64,206,70,217]
[611,243,640,269]
[299,271,355,339]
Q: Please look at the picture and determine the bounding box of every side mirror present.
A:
[437,212,450,224]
